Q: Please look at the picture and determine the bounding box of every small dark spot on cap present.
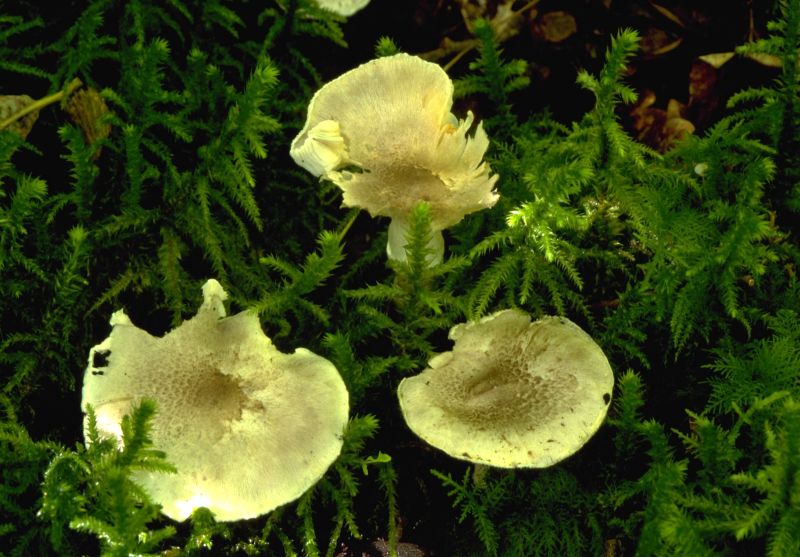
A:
[603,393,611,404]
[92,350,111,368]
[91,370,105,376]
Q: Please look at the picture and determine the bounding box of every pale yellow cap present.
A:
[290,53,498,231]
[397,309,613,468]
[82,280,349,521]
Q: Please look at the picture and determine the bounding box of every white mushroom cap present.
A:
[397,309,614,468]
[290,53,499,232]
[82,279,349,521]
[315,0,370,17]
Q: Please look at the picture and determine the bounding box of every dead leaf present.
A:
[334,539,433,557]
[688,57,723,120]
[0,95,39,139]
[640,27,682,58]
[649,1,684,28]
[373,539,431,557]
[745,52,782,68]
[698,51,735,69]
[0,78,82,141]
[423,0,537,66]
[458,0,536,42]
[652,36,683,56]
[663,98,695,145]
[489,0,527,42]
[63,87,112,158]
[531,11,577,43]
[629,90,694,152]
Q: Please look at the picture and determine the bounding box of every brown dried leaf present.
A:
[698,51,735,69]
[490,0,526,42]
[531,11,577,43]
[640,27,682,58]
[652,36,683,56]
[745,52,782,68]
[457,0,532,41]
[663,98,695,147]
[688,58,720,108]
[334,539,433,557]
[63,87,112,157]
[0,95,39,139]
[629,90,694,152]
[649,1,685,28]
[455,0,486,23]
[373,539,431,557]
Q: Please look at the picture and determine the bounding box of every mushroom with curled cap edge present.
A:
[82,279,349,521]
[290,53,498,266]
[397,309,614,468]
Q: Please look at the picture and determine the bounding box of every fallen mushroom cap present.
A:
[290,53,498,232]
[397,309,614,468]
[82,279,349,521]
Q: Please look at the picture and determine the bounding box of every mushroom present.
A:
[82,279,349,521]
[397,309,613,468]
[315,0,370,17]
[290,53,499,265]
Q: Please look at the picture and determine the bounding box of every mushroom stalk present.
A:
[386,217,445,267]
[471,463,489,487]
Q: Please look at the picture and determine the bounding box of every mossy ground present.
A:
[2,1,800,556]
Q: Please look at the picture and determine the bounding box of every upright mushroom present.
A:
[82,279,349,521]
[397,309,614,468]
[290,53,499,266]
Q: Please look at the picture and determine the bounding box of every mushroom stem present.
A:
[472,463,489,487]
[386,217,444,267]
